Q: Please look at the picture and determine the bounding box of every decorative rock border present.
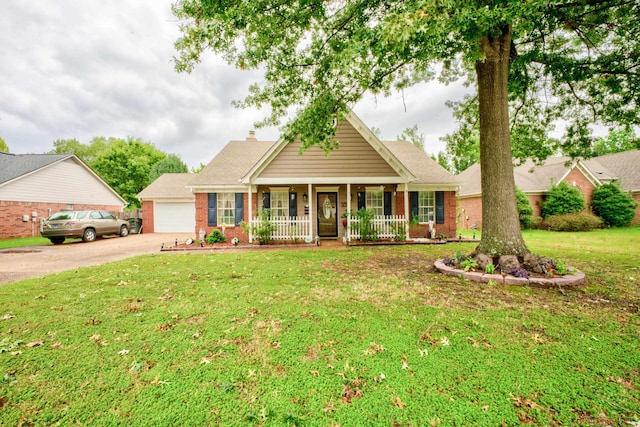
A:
[434,259,585,287]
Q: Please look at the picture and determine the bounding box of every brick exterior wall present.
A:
[458,166,600,230]
[195,192,256,242]
[563,167,597,212]
[0,201,124,239]
[141,200,155,234]
[395,191,457,238]
[458,196,483,230]
[633,193,640,224]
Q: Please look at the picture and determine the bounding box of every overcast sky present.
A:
[1,1,471,169]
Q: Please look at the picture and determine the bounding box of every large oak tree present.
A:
[173,0,639,257]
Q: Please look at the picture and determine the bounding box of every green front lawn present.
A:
[0,236,49,249]
[1,230,638,426]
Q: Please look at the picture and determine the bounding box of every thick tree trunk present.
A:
[474,25,529,256]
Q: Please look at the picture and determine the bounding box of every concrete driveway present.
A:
[0,233,193,285]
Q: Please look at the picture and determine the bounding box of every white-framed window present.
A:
[271,190,289,218]
[366,190,384,216]
[217,193,235,225]
[418,191,435,223]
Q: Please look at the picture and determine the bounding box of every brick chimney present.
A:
[246,130,256,141]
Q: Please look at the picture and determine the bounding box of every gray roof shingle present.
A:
[0,153,72,185]
[457,149,640,196]
[382,141,459,185]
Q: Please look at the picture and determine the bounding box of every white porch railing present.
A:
[250,216,310,241]
[348,215,406,240]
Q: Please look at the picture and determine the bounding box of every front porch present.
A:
[248,213,416,243]
[244,183,455,243]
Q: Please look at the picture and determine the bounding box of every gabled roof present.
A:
[0,152,72,185]
[182,110,458,192]
[137,173,196,200]
[586,149,640,191]
[0,152,127,205]
[240,110,416,184]
[457,149,640,197]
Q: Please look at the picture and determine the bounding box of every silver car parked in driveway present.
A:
[41,210,130,244]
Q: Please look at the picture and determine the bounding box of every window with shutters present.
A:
[217,193,235,225]
[418,191,435,223]
[366,190,384,216]
[271,190,289,218]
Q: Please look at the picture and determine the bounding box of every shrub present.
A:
[541,181,586,218]
[542,212,603,231]
[205,229,226,244]
[591,183,638,227]
[516,187,533,229]
[351,208,378,241]
[241,208,277,244]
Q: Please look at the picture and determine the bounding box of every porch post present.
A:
[404,183,410,239]
[248,185,253,243]
[308,182,313,242]
[346,183,351,242]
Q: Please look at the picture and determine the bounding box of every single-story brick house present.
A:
[138,111,460,242]
[0,153,127,238]
[457,149,640,228]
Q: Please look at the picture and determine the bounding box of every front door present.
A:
[317,192,338,237]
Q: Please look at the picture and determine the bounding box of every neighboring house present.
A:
[0,153,127,238]
[457,149,640,228]
[138,111,459,242]
[137,173,196,233]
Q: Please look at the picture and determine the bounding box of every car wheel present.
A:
[50,237,65,245]
[119,225,129,237]
[82,228,97,242]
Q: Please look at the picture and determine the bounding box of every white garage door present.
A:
[154,202,195,233]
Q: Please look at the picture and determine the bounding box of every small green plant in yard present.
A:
[1,228,639,426]
[484,263,495,274]
[389,221,406,241]
[352,208,378,241]
[205,229,226,244]
[241,208,276,244]
[460,257,477,271]
[555,260,569,275]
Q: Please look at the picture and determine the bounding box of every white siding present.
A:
[0,158,124,206]
[154,201,195,233]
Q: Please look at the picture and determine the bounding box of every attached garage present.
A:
[137,173,196,234]
[153,201,195,232]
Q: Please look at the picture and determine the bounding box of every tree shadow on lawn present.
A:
[326,246,639,322]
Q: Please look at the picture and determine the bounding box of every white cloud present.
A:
[0,1,470,167]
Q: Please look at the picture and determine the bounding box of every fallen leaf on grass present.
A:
[341,384,362,403]
[51,342,62,349]
[392,396,407,409]
[118,349,130,355]
[26,340,44,348]
[323,400,335,412]
[1,314,15,321]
